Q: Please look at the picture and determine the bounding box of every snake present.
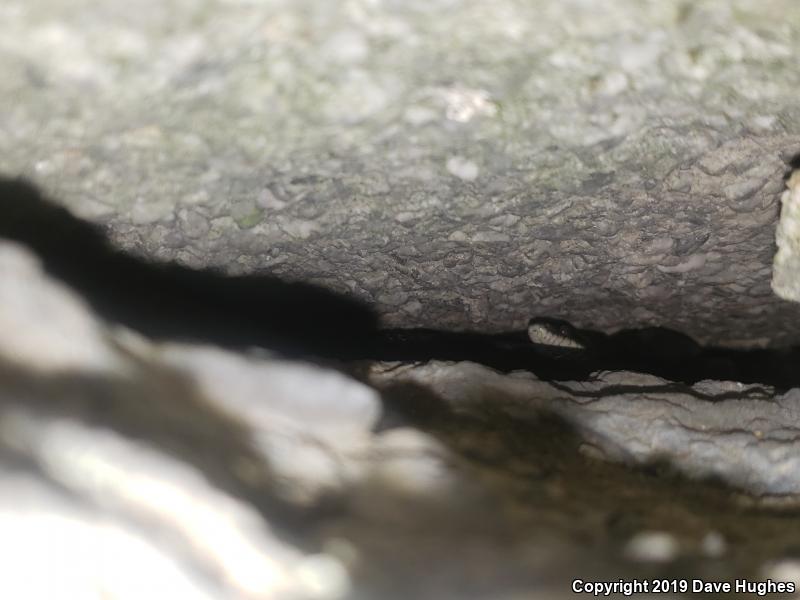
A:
[527,317,587,351]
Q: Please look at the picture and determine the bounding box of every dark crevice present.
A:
[786,150,800,173]
[1,175,799,392]
[546,380,776,403]
[364,325,800,392]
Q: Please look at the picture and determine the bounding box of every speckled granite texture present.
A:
[2,0,800,345]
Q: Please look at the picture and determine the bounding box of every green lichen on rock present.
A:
[230,198,265,230]
[233,208,265,230]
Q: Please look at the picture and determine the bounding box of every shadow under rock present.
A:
[0,176,378,359]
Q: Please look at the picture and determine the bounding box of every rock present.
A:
[0,241,379,599]
[370,361,800,496]
[0,240,120,373]
[624,531,680,563]
[3,239,800,597]
[2,0,800,345]
[5,1,800,597]
[772,171,800,302]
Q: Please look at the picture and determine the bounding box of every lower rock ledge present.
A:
[3,239,800,598]
[369,361,800,497]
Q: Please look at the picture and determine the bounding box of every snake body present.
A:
[528,317,588,360]
[527,317,587,353]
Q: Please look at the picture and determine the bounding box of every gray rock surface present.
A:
[7,3,800,596]
[371,361,800,496]
[2,1,800,345]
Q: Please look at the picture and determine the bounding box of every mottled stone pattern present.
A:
[2,1,800,345]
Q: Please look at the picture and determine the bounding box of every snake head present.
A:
[527,317,585,350]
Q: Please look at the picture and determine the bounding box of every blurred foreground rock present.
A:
[0,239,379,600]
[4,238,800,599]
